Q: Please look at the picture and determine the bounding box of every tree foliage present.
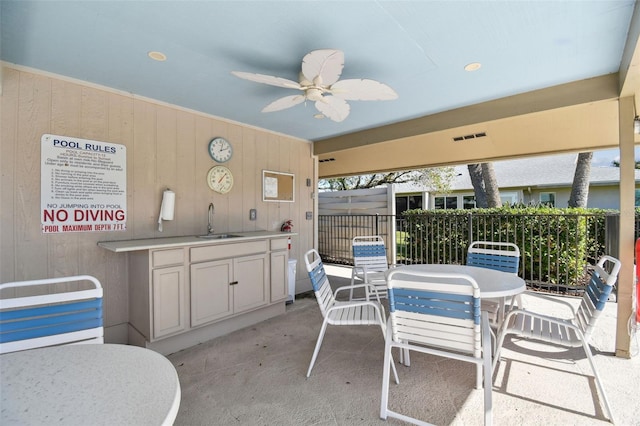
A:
[318,167,457,193]
[612,159,640,169]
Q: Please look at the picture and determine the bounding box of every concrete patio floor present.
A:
[168,264,640,425]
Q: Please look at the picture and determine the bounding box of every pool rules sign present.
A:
[41,134,127,233]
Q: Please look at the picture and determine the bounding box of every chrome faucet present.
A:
[207,203,214,235]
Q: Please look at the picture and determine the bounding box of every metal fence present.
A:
[318,212,639,293]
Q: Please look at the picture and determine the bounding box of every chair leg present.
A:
[582,341,615,423]
[492,326,509,372]
[349,271,356,301]
[481,313,493,425]
[403,345,411,366]
[513,294,523,309]
[379,319,399,384]
[497,296,506,325]
[491,327,498,357]
[306,320,329,378]
[380,334,394,419]
[397,342,410,366]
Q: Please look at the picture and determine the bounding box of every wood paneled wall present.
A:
[1,66,315,342]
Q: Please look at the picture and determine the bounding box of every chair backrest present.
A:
[0,275,103,354]
[352,236,389,273]
[386,269,482,357]
[304,249,335,318]
[575,255,621,340]
[467,241,520,274]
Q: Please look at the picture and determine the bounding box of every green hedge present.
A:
[401,206,616,288]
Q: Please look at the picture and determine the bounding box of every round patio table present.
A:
[0,344,181,425]
[388,263,525,299]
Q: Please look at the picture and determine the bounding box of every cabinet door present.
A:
[233,254,268,313]
[152,266,186,339]
[270,250,288,302]
[191,259,233,326]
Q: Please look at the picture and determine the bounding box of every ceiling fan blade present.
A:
[262,95,306,113]
[231,71,301,90]
[301,49,344,87]
[315,96,350,122]
[330,79,398,101]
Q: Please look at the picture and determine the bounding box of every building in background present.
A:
[394,153,640,213]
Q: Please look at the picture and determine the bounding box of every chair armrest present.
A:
[361,265,388,275]
[520,290,577,318]
[326,299,386,322]
[503,307,581,334]
[335,283,383,303]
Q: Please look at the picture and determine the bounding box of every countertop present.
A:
[98,231,297,252]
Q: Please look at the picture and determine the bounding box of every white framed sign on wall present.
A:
[40,134,127,234]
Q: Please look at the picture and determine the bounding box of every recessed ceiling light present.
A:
[464,62,481,72]
[148,51,167,61]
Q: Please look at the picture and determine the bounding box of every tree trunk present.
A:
[482,163,502,207]
[568,152,593,208]
[467,164,487,208]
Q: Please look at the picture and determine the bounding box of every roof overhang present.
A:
[315,75,636,178]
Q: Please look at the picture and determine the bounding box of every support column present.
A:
[616,96,636,358]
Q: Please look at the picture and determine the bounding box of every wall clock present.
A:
[207,165,234,194]
[208,137,233,163]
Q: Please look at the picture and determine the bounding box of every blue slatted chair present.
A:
[493,255,621,423]
[304,249,398,380]
[0,275,103,354]
[381,269,493,426]
[467,241,521,326]
[350,236,394,301]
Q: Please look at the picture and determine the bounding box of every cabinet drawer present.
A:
[152,249,185,268]
[270,238,288,251]
[191,240,268,263]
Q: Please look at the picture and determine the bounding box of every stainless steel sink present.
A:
[197,234,242,239]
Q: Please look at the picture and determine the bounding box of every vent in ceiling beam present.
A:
[452,132,487,142]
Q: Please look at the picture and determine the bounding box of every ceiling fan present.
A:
[231,49,398,123]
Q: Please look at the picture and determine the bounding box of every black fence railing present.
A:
[318,214,396,265]
[318,212,638,294]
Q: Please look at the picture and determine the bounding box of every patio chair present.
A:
[466,241,521,326]
[492,254,621,424]
[381,269,493,426]
[349,235,394,301]
[304,249,398,381]
[0,275,103,354]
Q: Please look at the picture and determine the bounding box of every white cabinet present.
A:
[128,248,187,342]
[152,265,187,338]
[270,238,289,302]
[190,253,268,327]
[190,259,233,326]
[233,254,268,313]
[124,234,290,352]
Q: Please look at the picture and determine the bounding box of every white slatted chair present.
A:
[467,241,521,326]
[0,275,103,354]
[304,249,398,381]
[381,269,493,426]
[493,255,621,424]
[350,236,393,301]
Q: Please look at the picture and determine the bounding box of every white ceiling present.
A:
[2,1,637,143]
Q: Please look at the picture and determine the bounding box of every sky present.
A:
[591,147,639,167]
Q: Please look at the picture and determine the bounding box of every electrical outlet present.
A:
[249,209,257,220]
